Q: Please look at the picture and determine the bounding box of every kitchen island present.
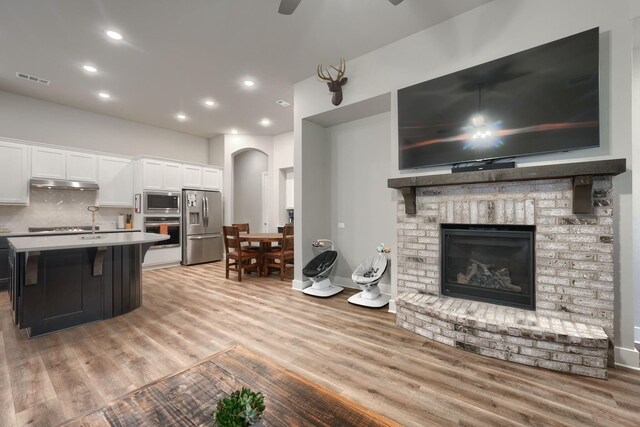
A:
[7,232,168,337]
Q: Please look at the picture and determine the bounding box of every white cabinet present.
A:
[66,152,97,182]
[32,147,98,182]
[97,156,133,207]
[182,165,203,189]
[141,159,183,191]
[142,159,164,190]
[202,167,222,190]
[31,147,66,179]
[285,170,294,209]
[0,141,29,205]
[162,162,183,191]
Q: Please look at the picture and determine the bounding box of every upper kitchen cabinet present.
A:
[202,167,222,191]
[97,156,133,207]
[0,141,29,205]
[31,147,66,180]
[66,152,98,182]
[140,158,183,191]
[162,162,183,191]
[182,165,203,189]
[141,159,164,190]
[31,147,98,182]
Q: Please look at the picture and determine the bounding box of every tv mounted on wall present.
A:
[397,28,600,170]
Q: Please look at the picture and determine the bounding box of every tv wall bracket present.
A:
[388,159,626,215]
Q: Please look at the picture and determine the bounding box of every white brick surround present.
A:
[395,177,615,378]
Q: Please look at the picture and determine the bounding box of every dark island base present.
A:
[9,244,151,337]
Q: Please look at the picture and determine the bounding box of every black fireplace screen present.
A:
[441,224,535,310]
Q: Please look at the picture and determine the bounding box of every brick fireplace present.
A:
[388,160,625,379]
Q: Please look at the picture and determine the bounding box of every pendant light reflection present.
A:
[464,84,502,150]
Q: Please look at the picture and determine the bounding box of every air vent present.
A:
[275,99,291,107]
[16,72,50,85]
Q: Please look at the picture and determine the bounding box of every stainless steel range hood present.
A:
[30,178,99,191]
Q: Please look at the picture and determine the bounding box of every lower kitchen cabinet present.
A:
[0,237,9,290]
[10,244,144,337]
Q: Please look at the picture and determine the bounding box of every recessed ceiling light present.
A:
[243,80,255,87]
[203,99,216,108]
[260,118,271,127]
[176,113,188,121]
[82,65,97,73]
[230,129,238,134]
[98,92,111,99]
[105,29,123,40]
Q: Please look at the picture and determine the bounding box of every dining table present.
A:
[239,232,283,276]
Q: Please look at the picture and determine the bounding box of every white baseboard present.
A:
[291,279,310,291]
[388,299,396,314]
[614,345,640,369]
[635,326,640,343]
[142,262,181,271]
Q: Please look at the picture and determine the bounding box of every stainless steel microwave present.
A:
[143,191,181,215]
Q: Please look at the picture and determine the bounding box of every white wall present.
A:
[0,90,209,163]
[273,132,294,227]
[233,149,268,232]
[327,112,395,292]
[293,120,331,289]
[633,19,640,343]
[294,0,640,366]
[222,134,274,229]
[215,132,294,231]
[209,134,225,167]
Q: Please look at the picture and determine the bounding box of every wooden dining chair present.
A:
[262,224,294,281]
[223,226,260,282]
[232,223,260,252]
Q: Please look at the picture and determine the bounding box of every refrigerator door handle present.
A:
[188,235,218,240]
[202,195,207,228]
[204,196,209,228]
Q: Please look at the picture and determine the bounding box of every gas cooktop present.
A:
[27,226,99,233]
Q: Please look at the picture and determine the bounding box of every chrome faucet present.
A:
[87,206,99,234]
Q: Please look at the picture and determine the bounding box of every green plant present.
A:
[213,387,265,427]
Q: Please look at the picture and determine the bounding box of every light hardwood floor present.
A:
[1,262,640,426]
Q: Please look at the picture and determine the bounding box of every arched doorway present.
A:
[232,149,268,232]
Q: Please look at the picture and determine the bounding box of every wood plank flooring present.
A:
[62,345,400,426]
[0,262,639,426]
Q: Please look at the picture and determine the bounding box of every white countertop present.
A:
[0,229,142,238]
[8,232,169,252]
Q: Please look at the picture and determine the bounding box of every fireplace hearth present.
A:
[441,224,535,310]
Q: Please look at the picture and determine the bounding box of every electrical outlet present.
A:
[338,222,345,228]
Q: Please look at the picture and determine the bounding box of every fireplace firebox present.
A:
[441,224,535,310]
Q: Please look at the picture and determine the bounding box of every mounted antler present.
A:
[317,58,348,106]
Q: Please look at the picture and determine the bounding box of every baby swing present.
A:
[302,239,342,297]
[348,244,391,308]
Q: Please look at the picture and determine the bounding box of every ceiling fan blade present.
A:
[278,0,302,15]
[388,0,404,5]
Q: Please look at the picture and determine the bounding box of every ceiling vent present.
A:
[16,72,50,86]
[275,99,291,107]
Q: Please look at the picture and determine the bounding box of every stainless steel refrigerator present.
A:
[181,189,224,265]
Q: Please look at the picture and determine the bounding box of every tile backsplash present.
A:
[0,188,133,232]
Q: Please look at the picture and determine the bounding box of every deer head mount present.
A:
[317,58,348,106]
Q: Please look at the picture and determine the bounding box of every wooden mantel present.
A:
[388,158,626,215]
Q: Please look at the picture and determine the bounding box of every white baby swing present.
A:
[302,239,343,297]
[348,244,391,308]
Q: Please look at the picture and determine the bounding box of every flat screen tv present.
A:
[398,28,600,170]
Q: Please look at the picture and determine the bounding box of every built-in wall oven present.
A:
[144,191,181,215]
[144,216,181,249]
